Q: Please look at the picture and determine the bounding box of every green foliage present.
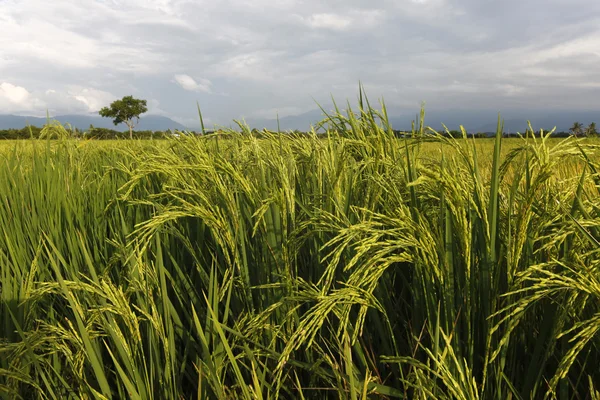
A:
[0,126,42,139]
[586,122,598,137]
[99,95,148,139]
[570,121,584,137]
[445,129,463,138]
[0,126,182,140]
[0,96,600,399]
[85,127,174,140]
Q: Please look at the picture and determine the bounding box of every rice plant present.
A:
[1,98,599,399]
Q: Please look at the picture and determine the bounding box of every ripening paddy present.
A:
[1,123,599,399]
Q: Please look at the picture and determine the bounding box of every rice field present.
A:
[1,104,600,399]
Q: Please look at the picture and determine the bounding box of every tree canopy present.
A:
[569,121,583,137]
[585,122,598,137]
[99,96,148,139]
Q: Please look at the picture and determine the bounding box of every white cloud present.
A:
[302,10,382,30]
[210,51,285,82]
[0,82,47,114]
[307,13,352,30]
[0,81,118,115]
[495,84,524,96]
[146,98,167,115]
[0,0,180,73]
[520,35,600,67]
[173,74,212,93]
[70,87,117,112]
[0,82,30,104]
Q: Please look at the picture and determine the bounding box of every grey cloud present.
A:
[0,0,599,127]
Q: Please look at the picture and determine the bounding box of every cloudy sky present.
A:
[1,0,599,128]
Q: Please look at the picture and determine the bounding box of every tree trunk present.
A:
[129,124,133,140]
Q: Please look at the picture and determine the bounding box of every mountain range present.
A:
[246,108,599,133]
[0,114,186,131]
[1,108,598,133]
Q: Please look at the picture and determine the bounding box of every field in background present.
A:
[1,106,600,399]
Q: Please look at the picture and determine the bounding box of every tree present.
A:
[569,121,583,137]
[99,96,148,139]
[585,122,598,137]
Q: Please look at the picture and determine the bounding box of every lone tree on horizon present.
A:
[99,95,148,139]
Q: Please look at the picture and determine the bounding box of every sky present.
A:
[1,0,599,129]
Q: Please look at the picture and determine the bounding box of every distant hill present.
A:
[0,114,186,131]
[245,109,326,131]
[246,108,598,133]
[4,108,594,134]
[472,111,599,133]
